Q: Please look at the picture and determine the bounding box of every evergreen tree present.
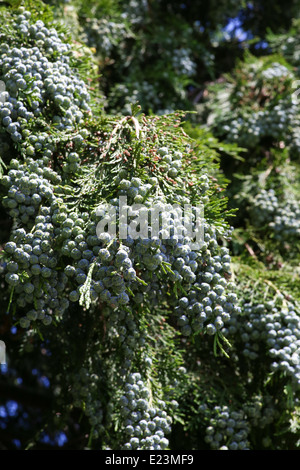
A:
[0,0,299,450]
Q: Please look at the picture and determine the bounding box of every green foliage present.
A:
[201,52,300,155]
[267,18,300,73]
[40,0,248,114]
[0,0,299,452]
[0,2,240,450]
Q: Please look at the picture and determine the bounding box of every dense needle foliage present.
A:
[0,0,299,451]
